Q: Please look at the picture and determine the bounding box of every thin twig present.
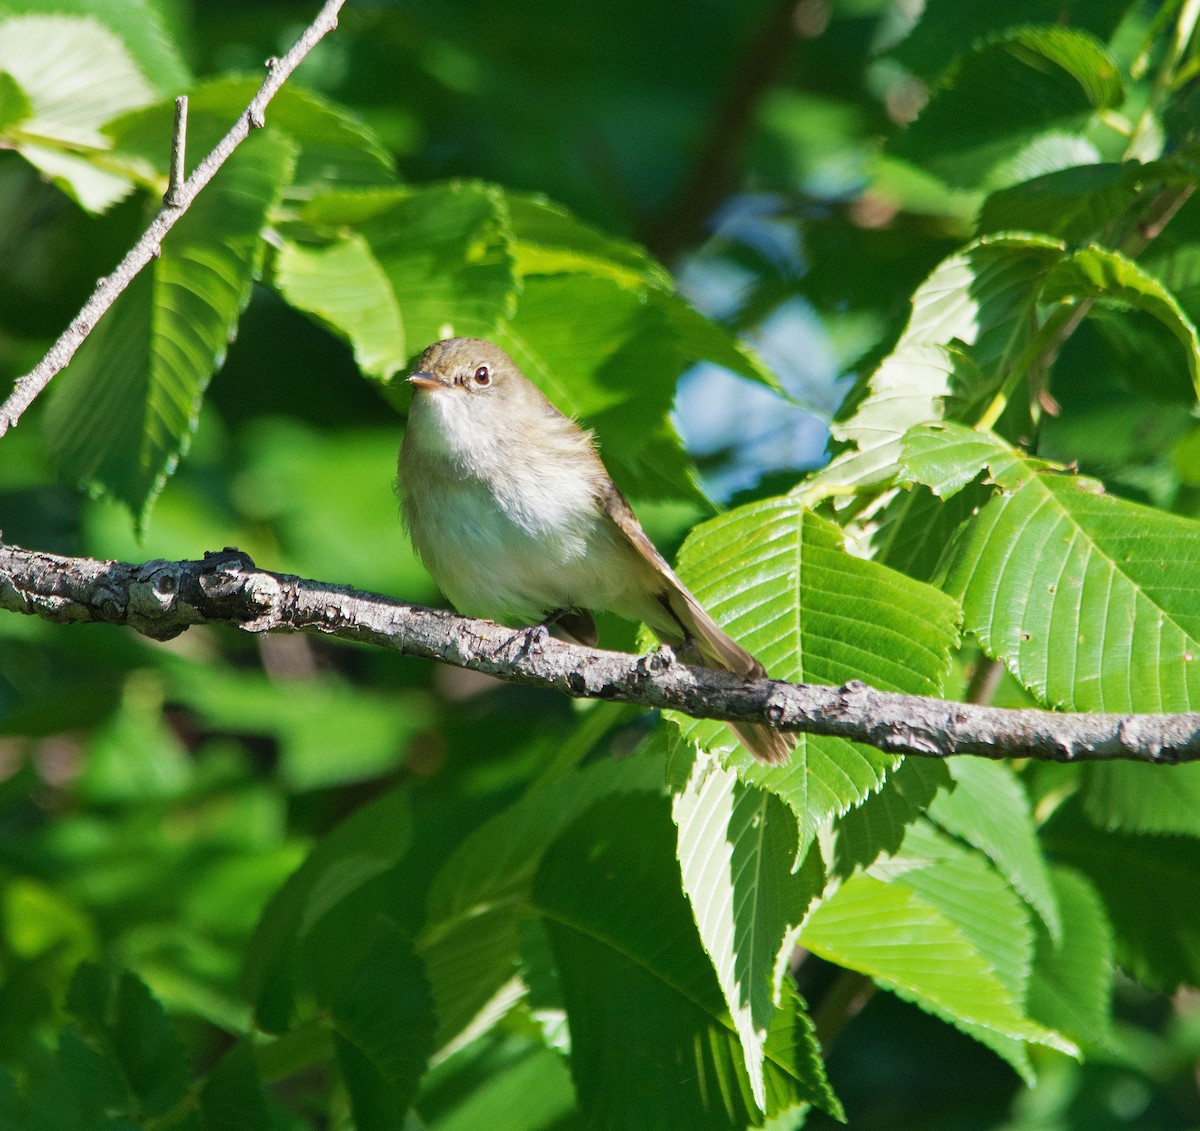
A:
[165,96,188,207]
[0,0,346,437]
[2,541,1199,766]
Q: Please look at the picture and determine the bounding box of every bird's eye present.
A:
[473,365,491,386]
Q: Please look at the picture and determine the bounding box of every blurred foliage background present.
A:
[3,0,1200,1128]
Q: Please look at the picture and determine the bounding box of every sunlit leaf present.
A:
[904,422,1200,712]
[673,756,824,1107]
[274,233,408,381]
[670,497,960,858]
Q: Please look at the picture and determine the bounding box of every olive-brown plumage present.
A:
[399,337,792,764]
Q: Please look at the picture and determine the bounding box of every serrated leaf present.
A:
[892,26,1123,190]
[534,793,841,1126]
[506,191,670,288]
[669,497,960,858]
[44,130,295,525]
[492,273,710,503]
[673,756,825,1108]
[928,758,1060,940]
[906,422,1200,712]
[346,181,515,351]
[875,821,1053,1077]
[1027,867,1114,1050]
[0,13,157,210]
[275,234,407,381]
[1082,760,1200,836]
[1042,801,1200,992]
[832,759,951,875]
[977,161,1188,243]
[64,963,190,1119]
[1043,245,1200,398]
[799,860,1071,1079]
[892,0,1130,82]
[808,234,1064,498]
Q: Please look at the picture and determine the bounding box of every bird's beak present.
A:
[408,372,449,392]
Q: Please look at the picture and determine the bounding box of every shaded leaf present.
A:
[1027,867,1114,1050]
[242,789,412,1031]
[44,130,295,524]
[892,26,1123,189]
[200,1041,271,1131]
[928,758,1060,940]
[1042,801,1200,992]
[1082,760,1200,837]
[64,962,190,1119]
[535,793,840,1126]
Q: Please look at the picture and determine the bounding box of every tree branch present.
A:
[0,0,346,437]
[2,541,1198,766]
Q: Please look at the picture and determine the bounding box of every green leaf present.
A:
[1042,801,1200,992]
[1082,761,1200,837]
[669,497,960,858]
[110,77,395,196]
[44,130,295,525]
[673,756,825,1108]
[976,161,1188,243]
[0,0,190,94]
[200,1042,272,1131]
[809,234,1065,499]
[0,13,157,211]
[800,828,1073,1080]
[274,233,407,382]
[492,273,709,503]
[0,71,31,132]
[1027,867,1114,1050]
[304,919,435,1131]
[418,1031,577,1131]
[534,793,841,1126]
[242,789,413,1031]
[892,26,1123,190]
[905,422,1200,712]
[928,758,1061,940]
[892,0,1131,82]
[64,962,191,1119]
[505,190,670,288]
[295,181,517,366]
[420,750,661,1049]
[1042,245,1200,399]
[832,759,951,875]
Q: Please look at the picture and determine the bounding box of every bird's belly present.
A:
[415,477,635,624]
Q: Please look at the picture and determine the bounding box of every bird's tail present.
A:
[659,585,793,766]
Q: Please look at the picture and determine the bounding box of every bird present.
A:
[398,337,791,765]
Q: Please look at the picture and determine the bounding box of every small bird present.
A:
[398,337,791,765]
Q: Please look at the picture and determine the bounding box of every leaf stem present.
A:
[974,302,1090,433]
